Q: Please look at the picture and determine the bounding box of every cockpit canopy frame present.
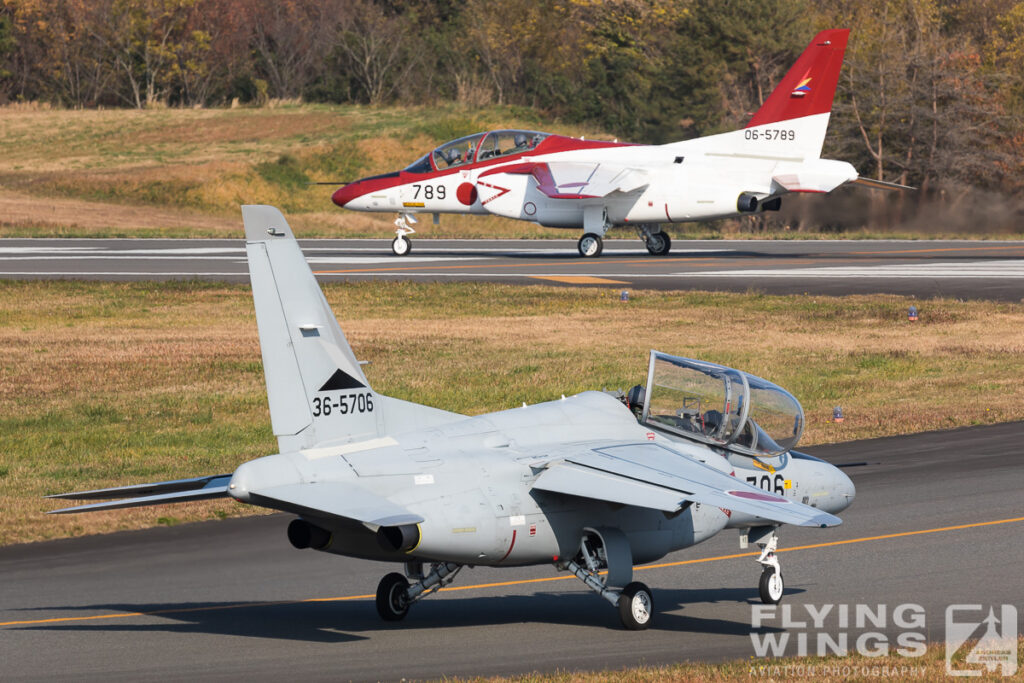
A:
[404,129,550,173]
[640,351,804,457]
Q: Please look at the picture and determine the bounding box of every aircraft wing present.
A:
[482,161,648,199]
[532,442,840,528]
[243,481,424,527]
[46,474,232,514]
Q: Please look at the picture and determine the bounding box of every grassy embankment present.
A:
[0,102,601,239]
[2,280,1022,544]
[1,102,1018,240]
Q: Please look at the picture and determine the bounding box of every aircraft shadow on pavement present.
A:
[16,585,797,642]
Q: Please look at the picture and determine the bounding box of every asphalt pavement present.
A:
[2,238,1023,300]
[2,422,1022,681]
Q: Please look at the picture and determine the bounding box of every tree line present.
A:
[2,0,1023,210]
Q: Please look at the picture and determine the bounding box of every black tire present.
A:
[577,233,604,257]
[617,581,653,630]
[376,572,410,621]
[758,567,784,605]
[644,231,671,256]
[391,236,412,256]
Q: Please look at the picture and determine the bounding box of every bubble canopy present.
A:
[640,351,804,457]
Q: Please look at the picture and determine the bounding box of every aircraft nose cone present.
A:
[836,468,856,510]
[331,182,361,208]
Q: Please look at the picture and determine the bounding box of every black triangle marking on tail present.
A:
[318,369,365,392]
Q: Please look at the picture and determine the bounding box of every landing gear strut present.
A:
[374,560,462,621]
[756,531,784,604]
[559,527,652,629]
[391,213,417,256]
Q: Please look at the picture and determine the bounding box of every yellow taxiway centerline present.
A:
[3,515,1022,628]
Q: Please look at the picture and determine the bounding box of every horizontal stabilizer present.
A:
[47,475,232,514]
[534,442,840,528]
[47,474,232,500]
[246,481,424,527]
[853,177,917,191]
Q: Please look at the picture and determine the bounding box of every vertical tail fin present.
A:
[242,205,381,452]
[747,29,849,128]
[745,28,850,158]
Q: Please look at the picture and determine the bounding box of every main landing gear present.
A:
[391,213,417,256]
[577,224,672,257]
[560,527,653,630]
[756,530,784,604]
[640,226,671,256]
[375,561,462,621]
[577,232,604,257]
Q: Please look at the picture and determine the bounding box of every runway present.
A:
[2,238,1023,299]
[2,422,1022,681]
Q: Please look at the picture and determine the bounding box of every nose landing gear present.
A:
[756,530,784,604]
[392,213,417,256]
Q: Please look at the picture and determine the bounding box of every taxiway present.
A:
[2,422,1022,681]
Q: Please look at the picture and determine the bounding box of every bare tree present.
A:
[334,0,415,105]
[251,0,340,99]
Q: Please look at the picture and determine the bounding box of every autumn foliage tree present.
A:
[0,0,1021,226]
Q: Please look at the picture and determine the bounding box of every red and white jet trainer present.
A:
[333,29,891,257]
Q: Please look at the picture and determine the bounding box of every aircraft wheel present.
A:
[644,231,671,256]
[376,572,411,621]
[617,581,653,630]
[391,235,412,256]
[578,233,603,257]
[758,568,784,605]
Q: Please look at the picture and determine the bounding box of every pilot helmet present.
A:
[626,384,645,416]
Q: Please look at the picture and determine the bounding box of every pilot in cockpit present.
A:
[701,409,723,436]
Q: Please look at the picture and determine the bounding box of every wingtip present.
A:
[241,205,295,242]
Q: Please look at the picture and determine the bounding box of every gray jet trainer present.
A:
[49,205,855,629]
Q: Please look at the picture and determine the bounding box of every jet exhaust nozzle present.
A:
[737,193,759,213]
[760,197,782,212]
[377,524,420,553]
[288,518,332,550]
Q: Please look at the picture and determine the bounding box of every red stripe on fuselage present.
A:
[498,529,517,563]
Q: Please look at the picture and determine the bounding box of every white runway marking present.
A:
[684,261,1024,278]
[0,246,243,256]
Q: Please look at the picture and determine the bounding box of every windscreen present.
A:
[641,351,803,456]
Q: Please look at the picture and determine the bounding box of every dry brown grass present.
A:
[2,280,1022,544]
[449,637,1023,682]
[3,103,1017,240]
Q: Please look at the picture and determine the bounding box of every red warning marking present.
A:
[498,529,517,563]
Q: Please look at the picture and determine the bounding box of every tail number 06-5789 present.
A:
[312,392,374,417]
